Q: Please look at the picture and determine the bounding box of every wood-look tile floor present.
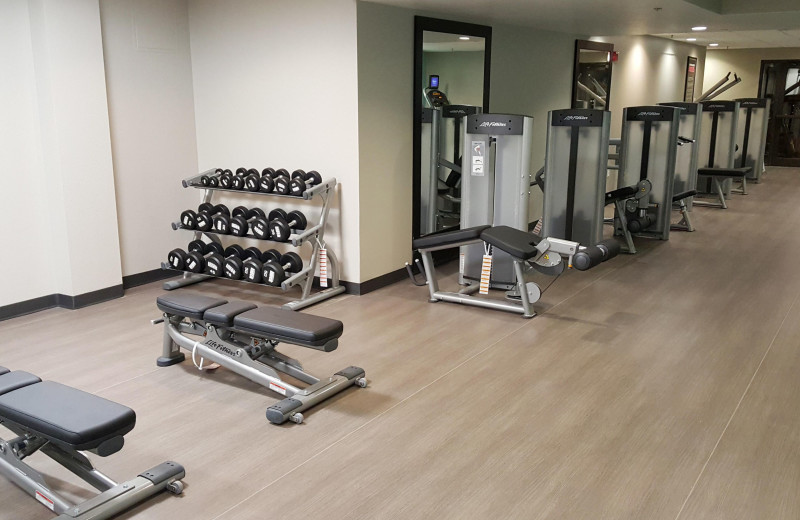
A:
[2,167,799,519]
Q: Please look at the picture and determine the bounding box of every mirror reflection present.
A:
[418,31,486,236]
[572,40,613,110]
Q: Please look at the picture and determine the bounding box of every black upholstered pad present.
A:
[480,226,542,260]
[413,225,491,250]
[233,308,343,350]
[0,367,8,376]
[0,371,41,396]
[0,381,135,451]
[697,167,750,177]
[203,301,258,327]
[673,189,698,202]
[157,292,227,320]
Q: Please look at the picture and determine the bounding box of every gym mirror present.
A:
[413,16,491,240]
[572,40,614,109]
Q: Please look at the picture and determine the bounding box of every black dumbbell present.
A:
[194,204,230,232]
[258,168,278,193]
[289,170,323,196]
[167,240,224,273]
[268,209,307,242]
[244,170,262,192]
[272,169,293,195]
[199,168,222,187]
[229,207,267,237]
[241,248,278,283]
[219,170,234,188]
[262,252,304,286]
[206,244,246,278]
[235,167,248,175]
[180,203,229,230]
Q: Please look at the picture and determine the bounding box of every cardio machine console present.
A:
[425,75,450,108]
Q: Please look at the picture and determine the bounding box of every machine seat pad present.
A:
[233,308,343,350]
[697,167,750,178]
[0,367,8,376]
[0,381,135,451]
[673,189,698,202]
[157,292,228,320]
[0,371,41,396]
[413,225,491,250]
[203,301,258,327]
[480,226,542,260]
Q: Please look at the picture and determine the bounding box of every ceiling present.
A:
[423,32,485,52]
[368,0,800,48]
[653,29,800,49]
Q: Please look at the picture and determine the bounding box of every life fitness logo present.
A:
[563,115,589,121]
[636,112,661,117]
[479,121,507,127]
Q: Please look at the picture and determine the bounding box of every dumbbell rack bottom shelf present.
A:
[165,168,344,312]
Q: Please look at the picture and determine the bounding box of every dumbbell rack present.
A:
[162,168,345,311]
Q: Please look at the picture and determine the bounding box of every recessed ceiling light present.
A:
[459,36,470,40]
[709,43,719,47]
[692,26,707,31]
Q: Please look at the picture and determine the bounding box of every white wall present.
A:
[99,0,199,277]
[592,35,706,137]
[0,0,54,304]
[423,51,486,106]
[2,0,123,307]
[188,0,361,283]
[704,47,800,99]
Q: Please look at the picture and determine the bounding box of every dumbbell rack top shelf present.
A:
[163,168,345,312]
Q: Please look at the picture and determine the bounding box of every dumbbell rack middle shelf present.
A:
[170,223,319,248]
[163,169,344,312]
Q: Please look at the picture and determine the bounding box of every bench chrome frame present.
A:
[157,315,366,424]
[0,420,183,519]
[417,236,579,319]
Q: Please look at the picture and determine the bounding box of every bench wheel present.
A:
[355,377,368,388]
[167,480,184,495]
[290,412,304,424]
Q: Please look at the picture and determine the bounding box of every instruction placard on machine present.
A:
[471,141,485,176]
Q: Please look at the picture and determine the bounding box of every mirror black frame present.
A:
[571,39,614,109]
[412,16,492,240]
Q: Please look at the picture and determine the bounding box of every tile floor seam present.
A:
[210,246,629,519]
[672,288,800,520]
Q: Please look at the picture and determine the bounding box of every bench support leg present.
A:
[157,316,186,367]
[613,200,637,254]
[671,200,695,232]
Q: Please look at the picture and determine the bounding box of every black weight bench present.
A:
[0,368,184,519]
[696,167,751,209]
[413,225,619,318]
[155,292,366,424]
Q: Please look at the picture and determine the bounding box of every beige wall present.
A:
[100,0,200,277]
[592,35,706,137]
[357,1,582,280]
[2,0,123,307]
[703,47,800,99]
[188,0,361,283]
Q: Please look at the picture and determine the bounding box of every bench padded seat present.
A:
[673,189,697,202]
[697,167,750,178]
[480,226,542,260]
[0,371,40,396]
[234,308,343,351]
[203,301,257,327]
[0,377,135,451]
[157,293,227,320]
[0,367,8,376]
[413,225,491,250]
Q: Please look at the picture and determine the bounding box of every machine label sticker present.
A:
[36,491,55,511]
[479,254,492,295]
[471,141,485,176]
[319,248,328,288]
[269,382,287,396]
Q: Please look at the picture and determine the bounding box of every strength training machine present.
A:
[659,101,702,229]
[0,367,184,519]
[414,225,620,318]
[154,292,366,424]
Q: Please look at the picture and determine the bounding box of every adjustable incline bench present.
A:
[155,293,366,424]
[0,367,184,519]
[414,225,619,318]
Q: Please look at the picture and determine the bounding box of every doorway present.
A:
[759,59,800,167]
